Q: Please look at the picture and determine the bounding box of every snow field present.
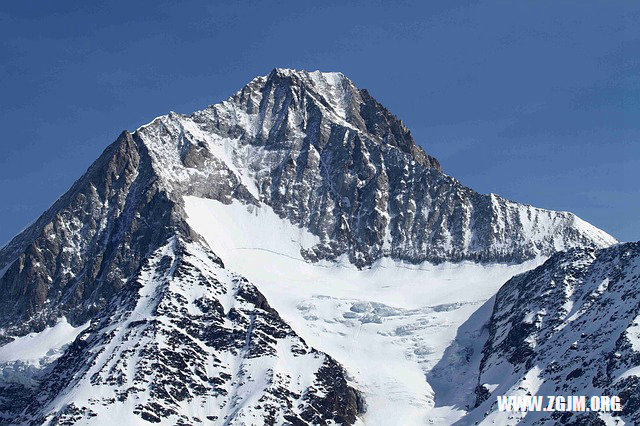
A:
[185,196,544,424]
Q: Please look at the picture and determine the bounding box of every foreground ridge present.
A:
[1,236,364,424]
[433,242,640,425]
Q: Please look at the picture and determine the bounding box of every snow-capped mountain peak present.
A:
[0,69,622,425]
[132,68,615,267]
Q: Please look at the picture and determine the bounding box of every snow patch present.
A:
[0,317,89,364]
[0,317,89,387]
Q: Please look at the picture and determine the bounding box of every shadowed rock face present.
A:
[0,131,174,336]
[438,242,640,425]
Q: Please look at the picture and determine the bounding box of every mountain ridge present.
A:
[1,235,364,424]
[134,68,616,266]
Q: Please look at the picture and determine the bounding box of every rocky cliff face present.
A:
[135,68,616,267]
[0,68,616,335]
[0,131,181,338]
[441,242,640,425]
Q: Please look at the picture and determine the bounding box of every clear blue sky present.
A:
[1,1,638,245]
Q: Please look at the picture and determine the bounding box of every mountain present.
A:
[0,68,619,424]
[432,242,640,425]
[0,68,616,334]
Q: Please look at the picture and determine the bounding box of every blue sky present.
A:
[0,1,638,245]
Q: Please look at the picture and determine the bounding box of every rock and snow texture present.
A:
[0,130,175,337]
[436,242,640,425]
[0,68,624,424]
[134,68,615,267]
[0,101,363,424]
[1,237,363,425]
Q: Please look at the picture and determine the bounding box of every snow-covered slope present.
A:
[1,236,363,425]
[434,242,640,425]
[0,318,88,388]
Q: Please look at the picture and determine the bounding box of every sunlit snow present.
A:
[185,196,545,425]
